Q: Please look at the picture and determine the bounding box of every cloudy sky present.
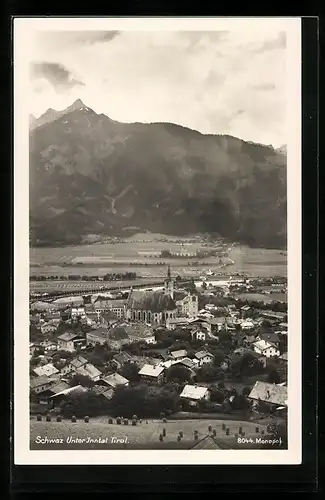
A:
[28,28,286,147]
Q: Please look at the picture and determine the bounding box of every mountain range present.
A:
[29,99,287,248]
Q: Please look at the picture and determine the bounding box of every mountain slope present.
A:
[29,100,287,248]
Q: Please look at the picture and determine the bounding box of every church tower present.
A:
[164,265,174,299]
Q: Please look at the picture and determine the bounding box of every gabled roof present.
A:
[170,349,187,359]
[138,364,165,377]
[69,356,88,369]
[127,289,177,312]
[113,352,133,365]
[50,384,88,398]
[180,384,209,400]
[30,375,52,389]
[259,332,280,344]
[279,352,288,361]
[76,363,102,380]
[58,332,83,342]
[195,350,214,360]
[102,373,129,388]
[253,339,278,351]
[33,363,59,377]
[248,381,288,406]
[48,381,70,394]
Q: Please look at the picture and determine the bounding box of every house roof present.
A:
[173,291,188,301]
[76,363,102,380]
[138,364,165,377]
[248,381,288,406]
[48,381,70,394]
[50,384,88,398]
[69,356,88,369]
[93,386,114,400]
[30,375,52,389]
[241,305,251,311]
[279,352,288,361]
[166,317,189,324]
[101,311,119,323]
[175,357,196,370]
[253,339,277,351]
[127,289,177,312]
[113,352,133,365]
[52,296,83,305]
[259,332,280,344]
[180,384,209,400]
[33,363,59,377]
[170,349,187,359]
[87,327,108,339]
[195,350,214,360]
[58,332,82,342]
[102,373,129,388]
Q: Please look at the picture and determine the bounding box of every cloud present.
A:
[30,62,85,92]
[27,28,287,147]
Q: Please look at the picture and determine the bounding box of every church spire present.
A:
[167,264,171,281]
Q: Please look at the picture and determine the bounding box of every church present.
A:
[125,266,198,325]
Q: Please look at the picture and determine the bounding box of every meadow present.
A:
[30,417,269,450]
[30,233,287,280]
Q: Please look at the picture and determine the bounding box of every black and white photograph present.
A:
[14,17,301,464]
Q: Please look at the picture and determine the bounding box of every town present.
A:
[30,266,288,449]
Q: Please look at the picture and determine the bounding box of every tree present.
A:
[119,362,140,383]
[208,348,225,367]
[267,367,281,384]
[196,365,223,382]
[231,353,265,377]
[69,373,94,388]
[201,281,207,290]
[60,391,103,418]
[242,386,252,397]
[231,394,250,410]
[166,364,191,383]
[210,388,225,404]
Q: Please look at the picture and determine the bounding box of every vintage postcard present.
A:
[14,17,301,465]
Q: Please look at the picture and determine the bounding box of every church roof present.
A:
[127,290,177,313]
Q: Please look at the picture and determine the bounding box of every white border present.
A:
[14,17,301,465]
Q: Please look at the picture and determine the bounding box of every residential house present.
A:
[57,332,86,352]
[60,355,88,376]
[30,375,53,394]
[258,332,281,347]
[49,385,88,406]
[92,385,114,403]
[191,329,207,341]
[33,363,59,378]
[253,339,280,358]
[101,373,129,389]
[170,349,187,360]
[129,355,161,370]
[138,364,165,384]
[107,325,131,350]
[86,327,108,346]
[180,384,210,406]
[248,381,287,409]
[76,363,102,382]
[240,305,251,318]
[166,317,189,330]
[240,319,255,330]
[112,352,133,370]
[40,322,58,335]
[194,350,214,367]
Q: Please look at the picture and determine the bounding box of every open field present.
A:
[30,417,269,450]
[235,292,287,303]
[30,236,287,282]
